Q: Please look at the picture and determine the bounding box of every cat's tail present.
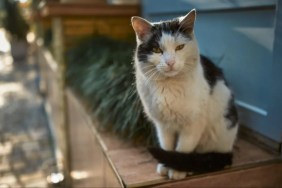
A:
[148,147,232,173]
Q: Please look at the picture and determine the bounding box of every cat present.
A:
[131,9,239,180]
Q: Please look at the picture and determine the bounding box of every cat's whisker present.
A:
[142,64,156,70]
[181,64,193,72]
[145,70,159,87]
[153,71,161,82]
[143,65,157,73]
[142,65,156,72]
[143,65,156,68]
[142,63,156,68]
[144,68,157,78]
[145,72,157,86]
[143,70,155,86]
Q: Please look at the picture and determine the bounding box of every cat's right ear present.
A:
[131,16,152,42]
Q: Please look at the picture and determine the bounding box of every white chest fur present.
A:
[136,65,209,128]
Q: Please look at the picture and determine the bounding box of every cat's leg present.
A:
[197,119,238,153]
[155,125,175,150]
[168,118,206,180]
[155,125,176,176]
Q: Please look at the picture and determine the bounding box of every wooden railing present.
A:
[36,2,139,186]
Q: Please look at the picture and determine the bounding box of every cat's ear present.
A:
[179,9,196,35]
[131,16,152,42]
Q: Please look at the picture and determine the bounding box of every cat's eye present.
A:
[152,47,162,54]
[175,44,185,51]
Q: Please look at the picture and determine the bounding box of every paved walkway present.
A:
[0,30,54,188]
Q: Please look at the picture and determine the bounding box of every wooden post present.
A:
[51,16,71,186]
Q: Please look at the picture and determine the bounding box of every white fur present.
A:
[133,14,238,180]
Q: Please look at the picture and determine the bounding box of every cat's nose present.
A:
[166,60,175,67]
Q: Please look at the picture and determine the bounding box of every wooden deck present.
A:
[66,89,281,187]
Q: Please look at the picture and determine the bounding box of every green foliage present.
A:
[3,0,29,40]
[66,36,157,146]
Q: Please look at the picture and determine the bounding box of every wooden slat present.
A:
[103,137,280,187]
[108,148,166,187]
[63,18,133,37]
[40,2,140,17]
[67,89,123,187]
[232,139,277,166]
[61,0,106,4]
[153,163,282,187]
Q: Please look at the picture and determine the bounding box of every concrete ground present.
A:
[0,29,55,188]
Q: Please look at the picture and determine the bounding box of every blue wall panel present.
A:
[142,0,281,143]
[268,0,282,143]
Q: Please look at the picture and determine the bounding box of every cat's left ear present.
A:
[131,16,152,42]
[179,9,196,35]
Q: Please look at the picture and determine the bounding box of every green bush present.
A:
[66,36,157,146]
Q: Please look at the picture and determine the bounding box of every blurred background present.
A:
[0,0,281,187]
[0,0,55,188]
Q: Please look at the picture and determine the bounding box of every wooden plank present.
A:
[62,16,135,49]
[153,163,282,187]
[108,148,166,187]
[61,0,106,4]
[106,137,280,187]
[67,89,123,187]
[105,160,122,187]
[63,18,134,37]
[232,139,277,166]
[40,2,140,17]
[66,89,281,187]
[68,88,104,187]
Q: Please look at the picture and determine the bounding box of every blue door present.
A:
[142,0,282,146]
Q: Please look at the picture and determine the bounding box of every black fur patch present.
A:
[200,55,224,92]
[225,96,239,129]
[148,147,232,173]
[153,19,181,35]
[137,35,161,63]
[200,56,238,128]
[201,55,224,91]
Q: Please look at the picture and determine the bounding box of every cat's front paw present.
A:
[168,169,187,180]
[157,163,169,176]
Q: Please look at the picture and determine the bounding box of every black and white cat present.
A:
[131,9,239,180]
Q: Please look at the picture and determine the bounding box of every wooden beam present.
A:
[40,2,140,17]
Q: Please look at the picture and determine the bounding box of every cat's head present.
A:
[131,9,199,79]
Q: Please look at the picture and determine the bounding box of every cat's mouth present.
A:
[161,69,179,77]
